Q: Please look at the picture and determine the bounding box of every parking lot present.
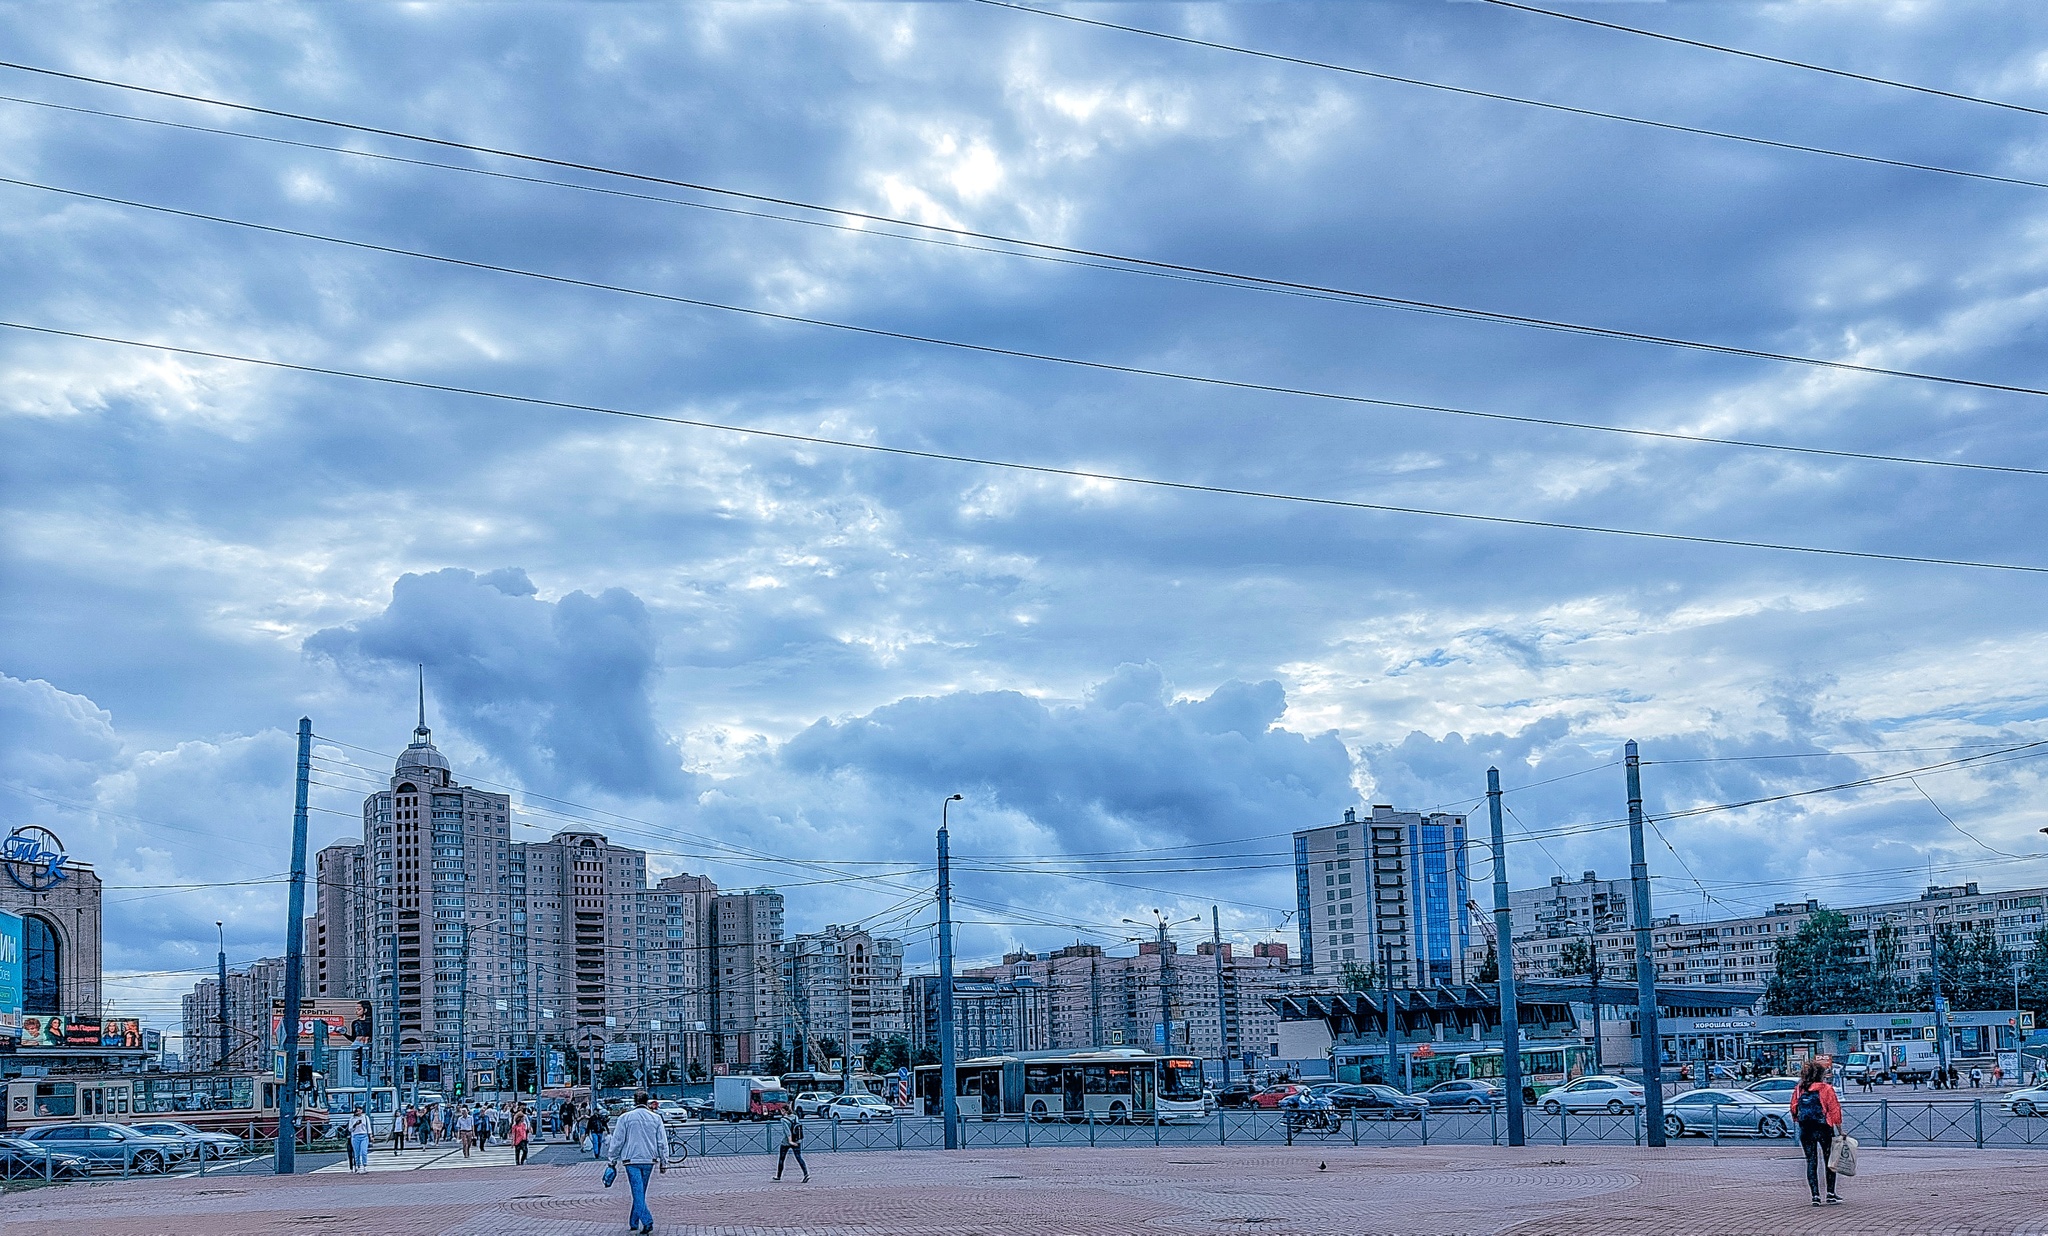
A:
[2,1140,2044,1235]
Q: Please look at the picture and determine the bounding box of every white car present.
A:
[653,1100,693,1124]
[824,1094,895,1122]
[2001,1086,2047,1117]
[792,1092,837,1118]
[1540,1075,1646,1115]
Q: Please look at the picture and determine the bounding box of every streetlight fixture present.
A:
[1124,910,1201,1052]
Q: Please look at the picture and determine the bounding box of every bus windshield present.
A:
[1159,1058,1204,1102]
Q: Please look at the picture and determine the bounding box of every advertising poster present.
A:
[100,1017,144,1048]
[271,997,375,1046]
[0,909,20,1039]
[65,1017,103,1047]
[20,1013,66,1048]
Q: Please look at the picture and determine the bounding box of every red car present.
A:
[1248,1085,1309,1110]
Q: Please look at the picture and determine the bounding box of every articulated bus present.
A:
[1335,1043,1592,1100]
[915,1049,1208,1123]
[778,1071,892,1101]
[1,1071,334,1137]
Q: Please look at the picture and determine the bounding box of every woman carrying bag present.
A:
[1790,1057,1845,1207]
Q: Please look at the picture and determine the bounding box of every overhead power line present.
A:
[9,174,2045,481]
[0,66,2039,400]
[1478,0,2048,121]
[978,1,2048,194]
[6,318,2046,576]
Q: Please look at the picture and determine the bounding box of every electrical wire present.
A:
[1476,0,2048,121]
[6,321,2043,577]
[14,175,2045,481]
[978,1,2048,195]
[0,64,2042,401]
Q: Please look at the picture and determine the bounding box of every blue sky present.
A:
[4,1,2047,1038]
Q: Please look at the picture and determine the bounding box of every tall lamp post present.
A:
[938,794,963,1150]
[1124,910,1201,1053]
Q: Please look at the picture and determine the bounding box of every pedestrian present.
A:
[1971,1066,1983,1089]
[775,1114,809,1184]
[458,1105,475,1158]
[348,1108,372,1173]
[1790,1057,1844,1208]
[431,1104,446,1146]
[476,1104,490,1150]
[1993,1065,2003,1088]
[588,1105,610,1160]
[560,1099,577,1144]
[512,1109,531,1166]
[607,1090,668,1235]
[393,1106,411,1154]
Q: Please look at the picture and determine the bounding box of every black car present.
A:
[1324,1084,1428,1120]
[1212,1083,1258,1110]
[0,1136,91,1180]
[1417,1080,1504,1111]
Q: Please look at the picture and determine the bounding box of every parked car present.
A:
[1324,1084,1428,1121]
[2000,1086,2047,1117]
[1212,1083,1257,1109]
[1417,1080,1502,1111]
[1746,1076,1801,1103]
[824,1093,895,1123]
[1663,1089,1791,1139]
[17,1123,192,1174]
[792,1091,837,1118]
[652,1100,695,1124]
[0,1136,92,1181]
[1248,1084,1310,1110]
[1539,1076,1646,1115]
[129,1120,246,1160]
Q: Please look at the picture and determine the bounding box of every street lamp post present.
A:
[938,794,963,1150]
[1123,910,1200,1053]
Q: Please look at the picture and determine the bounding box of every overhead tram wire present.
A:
[12,177,2045,481]
[1477,0,2048,121]
[977,1,2048,198]
[8,322,2048,579]
[0,68,2042,399]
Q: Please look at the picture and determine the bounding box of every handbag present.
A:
[1828,1134,1858,1177]
[602,1164,617,1188]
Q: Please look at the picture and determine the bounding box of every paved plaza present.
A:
[3,1142,2044,1235]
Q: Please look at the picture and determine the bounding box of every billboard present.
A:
[101,1017,143,1049]
[0,909,20,1039]
[19,1013,66,1048]
[271,998,375,1046]
[65,1017,103,1048]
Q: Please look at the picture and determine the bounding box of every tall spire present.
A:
[413,664,431,744]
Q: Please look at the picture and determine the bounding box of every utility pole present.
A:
[1212,906,1229,1090]
[1929,916,1952,1084]
[1383,936,1399,1089]
[1625,740,1667,1147]
[456,921,470,1101]
[1589,933,1602,1073]
[389,911,401,1095]
[216,922,229,1072]
[1487,768,1525,1145]
[276,716,311,1174]
[938,794,962,1150]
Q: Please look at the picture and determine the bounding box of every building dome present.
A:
[396,723,450,775]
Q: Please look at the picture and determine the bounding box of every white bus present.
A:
[322,1086,400,1138]
[915,1049,1208,1124]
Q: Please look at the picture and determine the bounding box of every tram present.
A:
[1,1070,330,1138]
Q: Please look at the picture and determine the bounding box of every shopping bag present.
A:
[1828,1134,1858,1177]
[602,1164,617,1188]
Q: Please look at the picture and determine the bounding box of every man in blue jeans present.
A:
[607,1091,669,1234]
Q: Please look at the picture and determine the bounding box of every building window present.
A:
[24,915,60,1013]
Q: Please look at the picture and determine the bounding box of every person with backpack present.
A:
[1791,1058,1844,1207]
[774,1115,809,1183]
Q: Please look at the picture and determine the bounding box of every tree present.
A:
[913,1042,940,1067]
[1763,908,1878,1015]
[600,1061,638,1088]
[866,1033,911,1072]
[1870,920,1907,1011]
[1477,939,1499,983]
[1339,960,1378,992]
[1913,924,2021,1012]
[687,1060,707,1083]
[2022,927,2048,1020]
[1557,938,1594,980]
[764,1039,791,1077]
[816,1035,842,1065]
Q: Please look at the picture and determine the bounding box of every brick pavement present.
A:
[2,1142,2043,1235]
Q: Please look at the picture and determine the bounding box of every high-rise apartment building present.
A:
[1294,806,1469,984]
[524,830,649,1034]
[310,843,369,1000]
[789,925,904,1064]
[180,955,305,1072]
[360,706,518,1062]
[709,889,785,1070]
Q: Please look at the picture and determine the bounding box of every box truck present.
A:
[713,1075,791,1121]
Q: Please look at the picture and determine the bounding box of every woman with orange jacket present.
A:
[1790,1057,1845,1206]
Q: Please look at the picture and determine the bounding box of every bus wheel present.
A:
[1029,1101,1050,1122]
[1108,1103,1128,1124]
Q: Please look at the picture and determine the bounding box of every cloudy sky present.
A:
[5,0,2047,1040]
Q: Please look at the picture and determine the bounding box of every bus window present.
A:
[1024,1066,1058,1095]
[1159,1059,1204,1101]
[1084,1066,1113,1095]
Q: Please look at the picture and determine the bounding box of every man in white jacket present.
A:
[607,1090,669,1234]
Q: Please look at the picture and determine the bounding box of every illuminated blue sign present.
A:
[0,909,21,1031]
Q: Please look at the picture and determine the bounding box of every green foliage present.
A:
[2023,927,2048,1019]
[600,1062,638,1088]
[1339,960,1378,992]
[866,1034,911,1072]
[1477,939,1499,983]
[687,1060,707,1083]
[913,1042,940,1067]
[1909,924,2022,1012]
[764,1040,791,1077]
[1763,908,1880,1015]
[1557,938,1594,978]
[816,1035,842,1064]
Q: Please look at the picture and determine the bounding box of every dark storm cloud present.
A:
[306,567,690,798]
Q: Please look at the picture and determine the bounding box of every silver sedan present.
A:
[1664,1089,1792,1139]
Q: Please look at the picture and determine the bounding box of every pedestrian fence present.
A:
[650,1100,2048,1164]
